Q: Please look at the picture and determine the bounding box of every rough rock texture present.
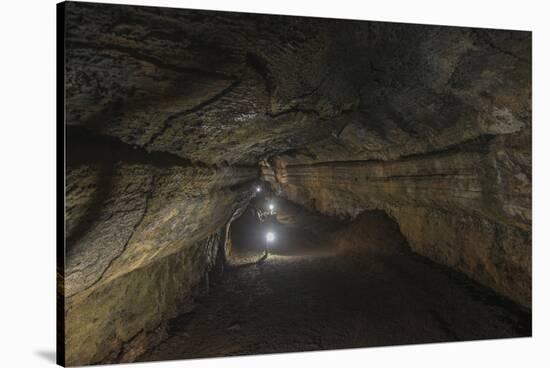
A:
[64,128,255,364]
[263,126,531,308]
[66,231,225,365]
[263,136,531,307]
[65,129,256,297]
[62,1,531,365]
[64,2,356,166]
[253,12,531,310]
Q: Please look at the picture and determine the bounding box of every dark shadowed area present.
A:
[60,2,531,366]
[139,197,530,362]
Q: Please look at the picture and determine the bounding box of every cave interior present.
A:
[61,2,532,366]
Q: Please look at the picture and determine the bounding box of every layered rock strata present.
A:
[263,132,531,306]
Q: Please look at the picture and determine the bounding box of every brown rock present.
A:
[61,2,531,365]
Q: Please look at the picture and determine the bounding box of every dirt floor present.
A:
[138,240,531,363]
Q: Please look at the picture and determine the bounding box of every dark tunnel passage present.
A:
[61,3,532,366]
[228,191,343,261]
[138,193,530,363]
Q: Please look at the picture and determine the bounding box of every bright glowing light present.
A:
[269,203,274,211]
[256,186,261,192]
[266,232,275,242]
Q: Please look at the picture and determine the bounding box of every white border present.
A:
[1,0,548,367]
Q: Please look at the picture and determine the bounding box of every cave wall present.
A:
[257,15,531,307]
[62,4,376,363]
[65,231,225,365]
[63,2,356,166]
[327,210,409,256]
[62,1,531,364]
[263,140,531,306]
[263,127,531,308]
[64,129,256,365]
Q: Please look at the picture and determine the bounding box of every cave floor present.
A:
[138,250,531,363]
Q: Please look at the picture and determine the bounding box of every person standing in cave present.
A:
[251,184,277,260]
[264,233,269,258]
[250,192,267,223]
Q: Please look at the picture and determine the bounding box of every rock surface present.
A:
[263,126,531,308]
[139,250,530,363]
[64,128,256,364]
[62,2,531,365]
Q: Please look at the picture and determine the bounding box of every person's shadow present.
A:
[34,350,56,364]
